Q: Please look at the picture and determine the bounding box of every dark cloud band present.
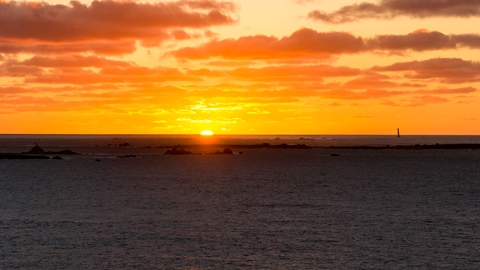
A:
[308,0,480,23]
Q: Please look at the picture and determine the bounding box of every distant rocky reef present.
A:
[23,144,81,155]
[158,143,313,150]
[0,144,80,160]
[164,148,201,155]
[209,148,243,155]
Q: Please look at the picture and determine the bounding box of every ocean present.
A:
[1,135,480,268]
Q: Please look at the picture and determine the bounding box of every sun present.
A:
[200,130,214,136]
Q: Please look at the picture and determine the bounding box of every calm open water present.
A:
[1,135,480,268]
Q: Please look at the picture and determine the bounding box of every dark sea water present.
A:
[1,135,480,269]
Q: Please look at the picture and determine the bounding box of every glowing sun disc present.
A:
[200,130,213,136]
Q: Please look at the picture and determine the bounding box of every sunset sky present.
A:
[1,0,480,134]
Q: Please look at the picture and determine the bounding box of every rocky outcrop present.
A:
[210,148,235,155]
[27,143,45,154]
[117,155,137,158]
[164,148,201,155]
[24,144,80,155]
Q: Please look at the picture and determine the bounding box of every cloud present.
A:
[368,29,455,51]
[228,64,360,81]
[454,34,480,49]
[0,84,121,96]
[173,28,480,60]
[0,64,44,77]
[343,76,424,89]
[0,55,135,79]
[407,95,450,106]
[415,87,477,94]
[370,30,480,52]
[308,0,480,23]
[0,0,236,42]
[317,89,402,100]
[291,0,319,4]
[0,39,137,55]
[18,66,202,85]
[173,28,365,59]
[371,58,480,83]
[20,55,132,68]
[184,64,360,82]
[314,85,475,101]
[187,68,227,77]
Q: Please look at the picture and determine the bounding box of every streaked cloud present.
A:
[173,28,480,60]
[173,28,365,59]
[308,0,480,24]
[371,58,480,83]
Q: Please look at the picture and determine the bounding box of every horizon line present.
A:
[0,133,478,136]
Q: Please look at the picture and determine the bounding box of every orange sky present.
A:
[1,0,480,134]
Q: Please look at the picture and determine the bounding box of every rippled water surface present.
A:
[1,136,480,268]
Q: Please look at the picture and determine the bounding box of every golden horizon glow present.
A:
[0,0,479,135]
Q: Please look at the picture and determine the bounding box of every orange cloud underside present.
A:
[0,0,479,134]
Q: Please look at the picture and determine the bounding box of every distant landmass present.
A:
[157,143,480,150]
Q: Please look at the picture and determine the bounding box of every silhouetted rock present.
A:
[119,143,131,147]
[164,148,201,155]
[57,149,78,155]
[117,155,137,158]
[27,143,45,154]
[51,156,63,160]
[275,143,312,149]
[210,148,235,155]
[23,144,80,155]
